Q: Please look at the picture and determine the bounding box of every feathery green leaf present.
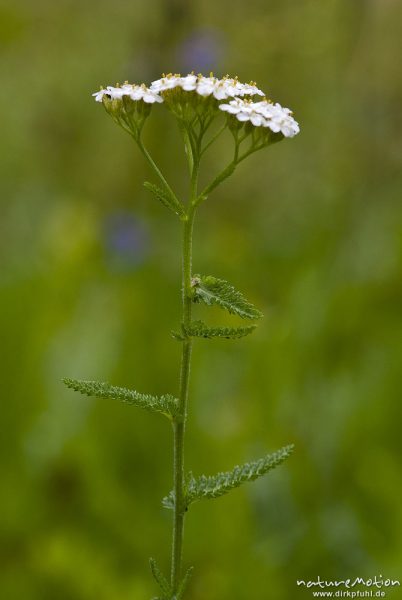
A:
[163,445,294,510]
[185,320,256,339]
[186,445,294,506]
[63,378,179,419]
[192,275,263,320]
[150,558,171,597]
[144,181,185,217]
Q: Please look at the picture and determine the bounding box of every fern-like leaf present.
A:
[144,181,185,217]
[185,445,294,506]
[163,445,294,511]
[63,378,179,419]
[185,320,256,339]
[192,275,263,320]
[150,558,171,598]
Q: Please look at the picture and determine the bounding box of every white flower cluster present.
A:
[149,73,265,100]
[92,74,300,138]
[219,98,300,138]
[93,83,163,104]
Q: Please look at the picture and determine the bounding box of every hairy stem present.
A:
[171,205,195,594]
[171,133,199,593]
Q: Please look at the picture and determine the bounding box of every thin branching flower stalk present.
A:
[64,72,300,600]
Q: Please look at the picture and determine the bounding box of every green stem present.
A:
[194,159,236,206]
[171,204,196,594]
[171,141,199,595]
[194,135,240,206]
[200,122,226,156]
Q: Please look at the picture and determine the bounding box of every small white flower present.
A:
[135,84,164,103]
[219,97,251,116]
[213,80,235,100]
[106,86,126,99]
[219,98,300,138]
[223,78,265,99]
[141,88,164,103]
[240,82,265,97]
[196,76,218,97]
[150,74,182,93]
[180,74,198,91]
[128,85,145,101]
[92,88,108,102]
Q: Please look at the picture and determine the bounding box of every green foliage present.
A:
[150,558,171,598]
[150,559,193,600]
[144,181,185,217]
[192,275,263,320]
[62,378,179,419]
[176,567,194,599]
[163,445,294,511]
[162,489,176,511]
[185,320,256,339]
[186,444,294,505]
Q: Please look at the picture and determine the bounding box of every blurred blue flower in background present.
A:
[103,211,149,271]
[177,28,226,74]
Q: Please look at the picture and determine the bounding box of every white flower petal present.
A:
[92,89,107,102]
[180,74,197,91]
[143,90,164,103]
[250,114,265,126]
[237,112,251,122]
[267,121,281,133]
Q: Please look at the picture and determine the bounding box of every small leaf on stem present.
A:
[192,275,263,320]
[144,181,185,217]
[186,445,294,506]
[177,566,194,599]
[185,320,256,339]
[63,378,179,419]
[163,445,294,511]
[150,558,171,597]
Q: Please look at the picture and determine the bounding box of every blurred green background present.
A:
[1,1,402,599]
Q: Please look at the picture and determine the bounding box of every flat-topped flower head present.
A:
[93,83,163,139]
[149,73,265,101]
[92,73,300,149]
[219,98,300,138]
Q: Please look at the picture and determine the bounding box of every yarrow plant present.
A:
[64,72,300,599]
